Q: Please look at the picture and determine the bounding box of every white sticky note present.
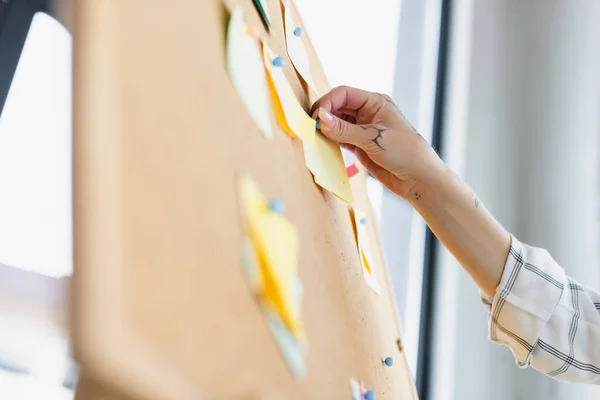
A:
[353,208,381,294]
[283,1,318,95]
[227,8,273,139]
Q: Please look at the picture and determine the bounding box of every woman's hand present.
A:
[311,86,443,200]
[313,85,511,298]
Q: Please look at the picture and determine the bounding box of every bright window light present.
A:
[0,12,72,278]
[297,0,402,222]
[296,0,402,93]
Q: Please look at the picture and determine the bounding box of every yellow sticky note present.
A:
[303,133,354,204]
[283,1,318,95]
[239,175,304,337]
[227,8,272,139]
[262,44,315,145]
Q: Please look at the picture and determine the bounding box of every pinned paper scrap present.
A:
[350,208,381,294]
[346,163,359,178]
[303,132,354,204]
[266,308,307,378]
[262,44,316,145]
[283,1,318,94]
[341,148,360,178]
[350,378,362,400]
[227,8,272,139]
[238,175,305,337]
[361,250,381,294]
[252,0,271,29]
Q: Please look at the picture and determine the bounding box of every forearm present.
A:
[408,163,511,297]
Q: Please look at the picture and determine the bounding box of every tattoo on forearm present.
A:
[414,192,422,201]
[359,125,389,151]
[472,193,480,208]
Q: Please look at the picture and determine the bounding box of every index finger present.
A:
[310,86,381,116]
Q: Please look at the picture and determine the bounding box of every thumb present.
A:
[317,108,366,147]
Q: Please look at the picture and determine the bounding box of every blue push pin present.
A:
[364,390,376,400]
[272,55,285,67]
[359,216,368,225]
[316,119,321,130]
[293,27,303,37]
[384,357,394,367]
[268,198,286,214]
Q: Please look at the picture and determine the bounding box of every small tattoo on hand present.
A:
[415,193,422,201]
[359,125,389,151]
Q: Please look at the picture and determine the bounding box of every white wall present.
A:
[431,0,600,399]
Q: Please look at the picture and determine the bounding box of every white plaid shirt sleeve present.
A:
[481,236,600,383]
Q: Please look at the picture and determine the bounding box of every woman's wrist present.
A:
[405,156,449,211]
[404,157,510,297]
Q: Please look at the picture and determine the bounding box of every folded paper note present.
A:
[304,132,354,204]
[227,8,272,139]
[262,44,315,144]
[349,378,362,400]
[350,208,380,294]
[283,1,318,94]
[238,175,305,337]
[346,163,359,178]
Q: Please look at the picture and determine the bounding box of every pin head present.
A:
[293,27,303,37]
[272,56,285,67]
[364,390,376,400]
[359,217,368,225]
[268,198,286,214]
[384,357,393,367]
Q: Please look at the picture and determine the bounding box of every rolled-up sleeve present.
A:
[481,236,600,383]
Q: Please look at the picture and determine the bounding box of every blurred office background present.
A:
[0,0,599,399]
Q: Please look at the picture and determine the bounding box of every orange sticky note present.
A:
[262,44,315,145]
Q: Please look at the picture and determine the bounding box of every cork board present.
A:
[72,0,417,399]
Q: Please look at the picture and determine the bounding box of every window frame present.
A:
[0,0,48,117]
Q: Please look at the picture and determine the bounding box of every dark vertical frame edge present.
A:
[415,0,453,398]
[0,0,48,119]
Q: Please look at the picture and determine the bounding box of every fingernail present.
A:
[318,108,335,130]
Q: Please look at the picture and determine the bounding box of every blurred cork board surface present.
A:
[72,0,417,399]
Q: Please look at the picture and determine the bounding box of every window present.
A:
[0,12,72,278]
[0,8,74,400]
